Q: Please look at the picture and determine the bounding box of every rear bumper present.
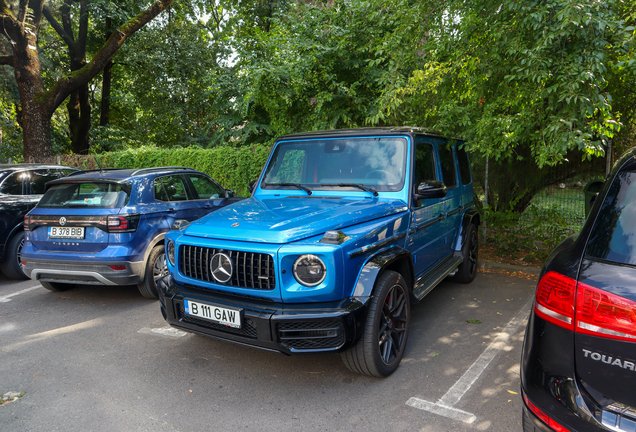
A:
[23,257,144,286]
[157,275,369,355]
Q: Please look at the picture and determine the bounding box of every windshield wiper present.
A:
[263,182,312,196]
[320,183,378,197]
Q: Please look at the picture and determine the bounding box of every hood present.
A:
[182,196,408,244]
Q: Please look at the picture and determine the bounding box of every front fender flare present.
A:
[352,246,413,299]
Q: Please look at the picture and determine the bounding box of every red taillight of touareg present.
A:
[576,282,636,342]
[535,271,636,342]
[535,271,576,330]
[106,214,140,233]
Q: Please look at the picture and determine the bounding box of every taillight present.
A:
[523,391,569,432]
[24,214,32,231]
[535,271,576,330]
[576,282,636,342]
[107,214,139,233]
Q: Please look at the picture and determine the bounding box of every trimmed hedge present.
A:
[97,145,272,197]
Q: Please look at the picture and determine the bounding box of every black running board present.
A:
[412,255,463,302]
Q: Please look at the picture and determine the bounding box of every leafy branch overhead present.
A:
[0,0,175,159]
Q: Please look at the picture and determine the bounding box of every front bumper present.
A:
[157,275,370,355]
[23,257,144,286]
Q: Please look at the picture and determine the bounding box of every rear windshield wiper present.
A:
[263,182,312,196]
[321,183,378,197]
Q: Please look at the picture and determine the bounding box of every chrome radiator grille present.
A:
[180,245,275,290]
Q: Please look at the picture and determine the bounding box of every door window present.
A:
[30,169,62,194]
[412,143,437,207]
[457,148,472,186]
[0,172,24,195]
[439,146,457,188]
[187,174,224,199]
[155,175,191,202]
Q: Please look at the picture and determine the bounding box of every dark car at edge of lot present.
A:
[521,148,636,431]
[0,163,78,280]
[21,166,242,298]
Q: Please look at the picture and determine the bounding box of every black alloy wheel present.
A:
[0,231,29,280]
[341,270,410,377]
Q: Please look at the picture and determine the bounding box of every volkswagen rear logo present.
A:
[59,217,67,226]
[210,253,233,283]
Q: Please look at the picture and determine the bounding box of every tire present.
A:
[340,270,410,377]
[40,281,75,291]
[0,231,28,280]
[452,223,478,284]
[137,244,167,299]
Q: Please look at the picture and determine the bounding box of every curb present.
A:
[478,261,541,276]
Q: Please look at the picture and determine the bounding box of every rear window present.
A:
[585,171,636,266]
[38,182,130,208]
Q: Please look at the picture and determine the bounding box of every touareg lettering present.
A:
[582,349,635,372]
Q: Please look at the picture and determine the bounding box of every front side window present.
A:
[39,182,130,208]
[261,137,407,193]
[586,171,636,266]
[187,174,224,199]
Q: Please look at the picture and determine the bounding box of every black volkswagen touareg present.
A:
[521,148,636,432]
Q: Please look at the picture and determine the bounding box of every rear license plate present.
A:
[184,299,242,329]
[48,226,85,239]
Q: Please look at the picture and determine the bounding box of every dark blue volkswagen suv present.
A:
[22,167,239,298]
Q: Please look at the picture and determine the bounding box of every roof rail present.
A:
[130,166,192,176]
[67,168,122,177]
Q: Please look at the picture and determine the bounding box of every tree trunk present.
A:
[100,17,113,127]
[100,60,112,126]
[20,86,53,161]
[68,84,91,154]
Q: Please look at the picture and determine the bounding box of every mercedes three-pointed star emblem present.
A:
[210,253,233,283]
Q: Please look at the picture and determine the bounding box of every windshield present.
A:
[38,182,130,208]
[261,137,407,193]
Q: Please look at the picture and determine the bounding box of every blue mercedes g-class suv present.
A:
[158,128,479,376]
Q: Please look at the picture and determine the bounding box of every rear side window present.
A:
[457,148,472,185]
[586,171,636,265]
[0,172,24,195]
[187,174,224,199]
[39,182,130,208]
[30,169,63,194]
[439,146,457,188]
[154,175,190,202]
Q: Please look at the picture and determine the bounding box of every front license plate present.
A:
[48,226,85,239]
[184,300,242,329]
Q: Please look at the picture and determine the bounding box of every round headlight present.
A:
[167,241,175,266]
[293,254,326,287]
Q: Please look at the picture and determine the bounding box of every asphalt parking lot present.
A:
[1,268,537,432]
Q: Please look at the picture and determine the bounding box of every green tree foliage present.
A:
[372,0,636,167]
[206,1,402,145]
[92,8,223,151]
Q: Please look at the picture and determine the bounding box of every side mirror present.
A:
[248,180,257,194]
[172,219,191,230]
[225,189,235,198]
[415,180,447,200]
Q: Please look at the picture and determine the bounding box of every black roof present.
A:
[276,127,451,141]
[0,163,77,171]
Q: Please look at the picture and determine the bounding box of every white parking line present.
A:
[406,296,533,424]
[0,285,42,303]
